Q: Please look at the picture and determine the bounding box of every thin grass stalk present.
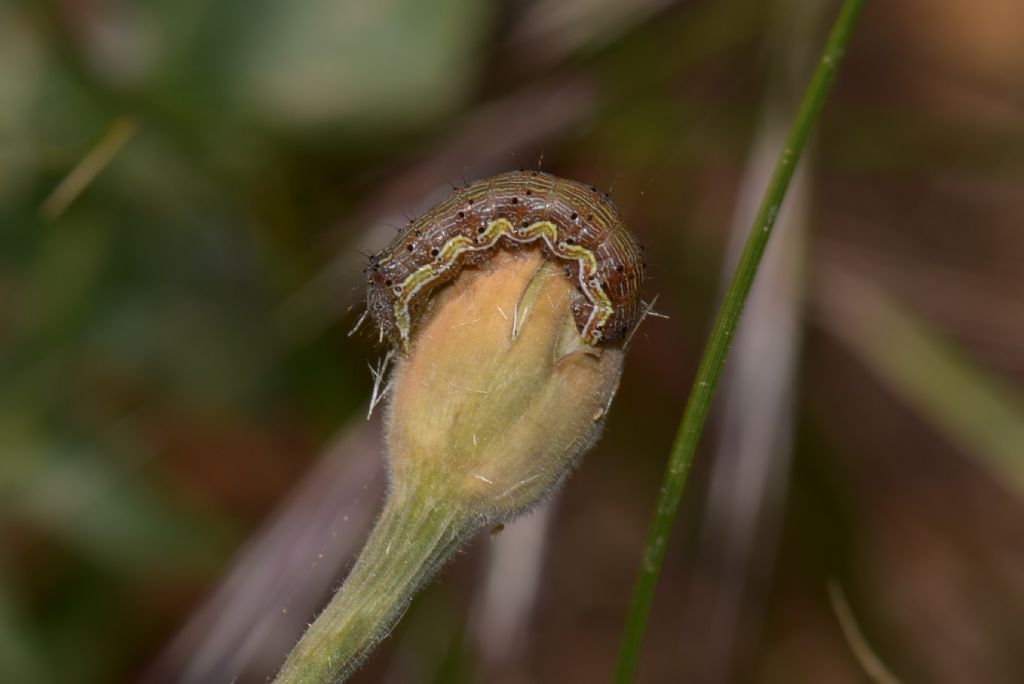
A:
[613,1,866,680]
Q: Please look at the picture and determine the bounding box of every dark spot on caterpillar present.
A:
[385,279,392,286]
[366,170,646,349]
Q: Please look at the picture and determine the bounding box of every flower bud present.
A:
[386,248,625,522]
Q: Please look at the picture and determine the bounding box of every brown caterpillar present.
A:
[365,171,646,350]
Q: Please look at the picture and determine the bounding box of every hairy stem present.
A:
[274,478,471,684]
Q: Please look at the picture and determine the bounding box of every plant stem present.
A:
[274,479,470,684]
[612,1,866,681]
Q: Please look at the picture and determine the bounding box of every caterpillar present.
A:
[365,170,646,350]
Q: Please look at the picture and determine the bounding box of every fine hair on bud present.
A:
[385,249,625,526]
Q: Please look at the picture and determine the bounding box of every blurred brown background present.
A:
[2,0,1023,682]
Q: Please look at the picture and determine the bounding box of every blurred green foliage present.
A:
[0,1,491,680]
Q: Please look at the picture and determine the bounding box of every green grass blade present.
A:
[613,1,866,680]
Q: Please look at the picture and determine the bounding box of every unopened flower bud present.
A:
[386,249,624,522]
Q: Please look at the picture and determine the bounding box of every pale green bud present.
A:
[386,249,625,522]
